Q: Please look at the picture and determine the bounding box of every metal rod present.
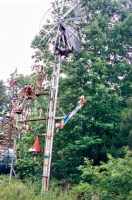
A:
[18,118,48,123]
[36,92,49,96]
[41,1,66,193]
[18,116,65,123]
[35,161,43,169]
[9,113,18,184]
[42,55,61,193]
[9,135,16,184]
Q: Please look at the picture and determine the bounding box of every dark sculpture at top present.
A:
[53,0,83,57]
[55,22,81,57]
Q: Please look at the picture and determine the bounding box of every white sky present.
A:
[0,0,52,83]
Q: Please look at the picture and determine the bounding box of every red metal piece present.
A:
[29,136,42,154]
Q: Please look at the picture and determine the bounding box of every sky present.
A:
[0,0,52,83]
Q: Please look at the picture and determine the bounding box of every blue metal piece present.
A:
[0,148,16,173]
[63,112,71,124]
[63,104,81,125]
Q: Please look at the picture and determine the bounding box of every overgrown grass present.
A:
[0,175,75,200]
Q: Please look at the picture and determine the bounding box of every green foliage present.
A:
[120,98,132,148]
[6,0,131,198]
[1,156,132,200]
[15,137,43,182]
[0,176,39,200]
[17,74,36,88]
[77,148,132,199]
[0,175,74,200]
[70,182,92,200]
[0,0,131,193]
[28,0,132,184]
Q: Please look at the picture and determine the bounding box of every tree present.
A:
[76,148,132,199]
[28,0,132,183]
[50,0,132,182]
[120,98,132,148]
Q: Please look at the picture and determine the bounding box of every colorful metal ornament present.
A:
[55,95,86,131]
[29,136,42,155]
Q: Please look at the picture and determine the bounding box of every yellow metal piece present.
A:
[44,162,49,166]
[47,132,51,135]
[1,110,5,114]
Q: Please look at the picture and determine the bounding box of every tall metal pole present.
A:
[42,54,61,192]
[41,1,65,193]
[41,0,82,193]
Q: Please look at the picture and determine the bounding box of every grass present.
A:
[0,175,75,200]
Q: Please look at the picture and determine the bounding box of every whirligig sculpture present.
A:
[40,0,84,192]
[0,0,86,192]
[0,101,16,174]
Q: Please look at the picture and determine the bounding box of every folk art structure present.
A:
[0,0,85,193]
